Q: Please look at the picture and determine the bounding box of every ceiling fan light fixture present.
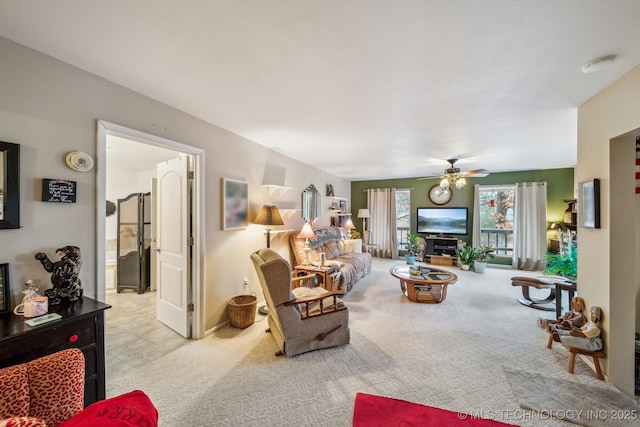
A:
[456,177,466,189]
[581,55,617,73]
[440,177,450,190]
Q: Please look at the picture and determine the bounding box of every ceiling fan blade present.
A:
[459,168,490,177]
[416,175,442,181]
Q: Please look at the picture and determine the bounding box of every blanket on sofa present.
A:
[290,226,372,293]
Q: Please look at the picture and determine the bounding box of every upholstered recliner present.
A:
[251,248,350,357]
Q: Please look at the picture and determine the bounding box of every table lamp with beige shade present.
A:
[343,217,355,239]
[297,222,317,265]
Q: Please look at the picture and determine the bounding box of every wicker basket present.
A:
[228,295,257,328]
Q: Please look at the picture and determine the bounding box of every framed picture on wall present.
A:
[578,178,600,229]
[222,178,248,230]
[0,263,10,316]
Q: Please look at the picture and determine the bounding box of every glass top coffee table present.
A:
[390,264,458,303]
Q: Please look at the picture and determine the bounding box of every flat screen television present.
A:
[416,207,469,236]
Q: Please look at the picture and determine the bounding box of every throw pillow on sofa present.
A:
[343,239,363,254]
[57,390,158,427]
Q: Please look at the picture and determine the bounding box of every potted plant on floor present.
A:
[405,233,423,265]
[473,245,495,273]
[543,241,577,282]
[455,245,476,271]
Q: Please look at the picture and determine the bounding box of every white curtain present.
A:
[367,188,398,259]
[512,182,547,270]
[472,184,481,247]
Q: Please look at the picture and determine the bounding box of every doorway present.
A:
[96,121,205,383]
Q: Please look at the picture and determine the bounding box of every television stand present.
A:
[425,236,458,266]
[427,254,454,266]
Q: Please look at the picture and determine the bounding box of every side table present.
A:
[363,243,380,259]
[294,265,341,291]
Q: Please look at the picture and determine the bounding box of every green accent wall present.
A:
[351,168,575,264]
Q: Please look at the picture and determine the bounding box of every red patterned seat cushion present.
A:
[0,364,30,419]
[57,390,158,427]
[26,349,85,427]
[0,417,47,427]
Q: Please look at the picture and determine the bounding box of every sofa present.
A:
[290,226,372,293]
[0,348,157,427]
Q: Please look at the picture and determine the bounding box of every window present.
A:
[396,189,410,251]
[478,185,514,256]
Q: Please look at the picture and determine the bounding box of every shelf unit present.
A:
[424,236,458,265]
[262,184,291,198]
[278,208,301,220]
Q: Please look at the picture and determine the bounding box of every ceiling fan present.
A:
[417,159,489,190]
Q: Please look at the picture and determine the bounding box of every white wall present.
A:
[577,64,640,396]
[0,37,350,333]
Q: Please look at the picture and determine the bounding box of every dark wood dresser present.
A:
[0,297,111,406]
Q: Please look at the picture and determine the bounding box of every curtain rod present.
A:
[363,188,413,191]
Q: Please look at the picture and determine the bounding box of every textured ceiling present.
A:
[1,1,639,180]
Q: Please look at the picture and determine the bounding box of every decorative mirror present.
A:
[0,263,10,315]
[0,141,20,229]
[301,184,321,224]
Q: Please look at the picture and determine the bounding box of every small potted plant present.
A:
[455,245,476,271]
[405,233,423,265]
[473,245,495,273]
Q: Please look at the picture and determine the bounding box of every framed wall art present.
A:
[0,263,10,316]
[222,178,248,230]
[578,178,600,229]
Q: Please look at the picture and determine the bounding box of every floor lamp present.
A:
[254,205,284,315]
[254,205,284,248]
[358,209,371,243]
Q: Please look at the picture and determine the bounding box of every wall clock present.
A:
[428,184,452,205]
[65,151,94,172]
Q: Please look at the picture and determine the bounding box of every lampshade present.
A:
[357,209,371,219]
[439,177,450,190]
[254,205,284,226]
[297,222,316,239]
[343,218,355,229]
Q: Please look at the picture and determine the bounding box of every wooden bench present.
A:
[546,335,605,380]
[510,276,555,311]
[566,346,605,380]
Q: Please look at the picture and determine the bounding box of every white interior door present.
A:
[150,179,157,292]
[156,156,191,338]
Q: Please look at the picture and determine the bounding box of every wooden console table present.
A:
[0,297,111,406]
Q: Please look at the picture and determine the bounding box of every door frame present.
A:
[96,120,206,339]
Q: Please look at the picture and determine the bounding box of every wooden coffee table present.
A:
[390,264,457,303]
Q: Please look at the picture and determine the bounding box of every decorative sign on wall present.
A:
[42,179,77,203]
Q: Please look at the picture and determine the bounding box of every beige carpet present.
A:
[504,367,639,427]
[106,259,632,427]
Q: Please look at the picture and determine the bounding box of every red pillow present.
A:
[57,390,158,427]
